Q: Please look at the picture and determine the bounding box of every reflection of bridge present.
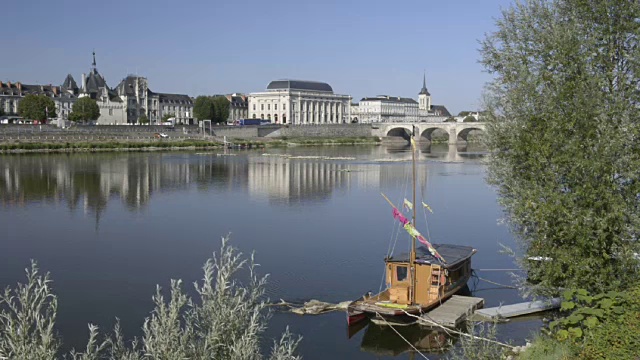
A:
[372,122,486,144]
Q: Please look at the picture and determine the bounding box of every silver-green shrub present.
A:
[0,236,301,359]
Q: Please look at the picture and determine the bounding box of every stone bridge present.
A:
[371,122,486,144]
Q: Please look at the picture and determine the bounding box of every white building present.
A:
[226,93,248,123]
[350,74,451,124]
[248,80,351,125]
[79,53,126,124]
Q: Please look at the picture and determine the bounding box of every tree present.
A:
[462,115,476,122]
[17,94,56,122]
[193,96,214,122]
[69,97,100,123]
[212,96,230,124]
[481,0,640,296]
[161,113,176,122]
[138,114,149,124]
[444,117,457,122]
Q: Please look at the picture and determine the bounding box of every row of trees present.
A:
[193,96,230,124]
[15,95,101,123]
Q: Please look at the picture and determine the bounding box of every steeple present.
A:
[419,71,430,96]
[91,51,97,71]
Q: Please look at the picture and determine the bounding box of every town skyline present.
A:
[3,0,512,115]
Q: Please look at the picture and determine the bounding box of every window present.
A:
[253,114,256,119]
[274,104,278,110]
[396,266,408,282]
[253,104,256,110]
[261,104,264,111]
[283,103,286,110]
[267,104,270,110]
[261,114,264,119]
[109,109,113,115]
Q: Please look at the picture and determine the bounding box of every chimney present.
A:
[52,86,59,96]
[16,82,21,91]
[0,81,4,88]
[82,73,86,91]
[7,81,12,88]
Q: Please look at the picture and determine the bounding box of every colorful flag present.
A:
[422,201,433,213]
[392,208,409,225]
[403,199,413,211]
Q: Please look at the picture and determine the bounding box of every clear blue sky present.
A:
[2,0,512,115]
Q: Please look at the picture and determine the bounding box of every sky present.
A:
[2,0,513,115]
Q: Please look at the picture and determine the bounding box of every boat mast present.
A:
[410,127,417,305]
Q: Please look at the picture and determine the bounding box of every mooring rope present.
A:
[375,312,431,360]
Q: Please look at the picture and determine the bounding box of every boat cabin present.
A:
[384,244,475,306]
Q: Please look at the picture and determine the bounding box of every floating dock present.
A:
[474,298,561,320]
[421,295,485,328]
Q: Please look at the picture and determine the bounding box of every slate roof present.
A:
[361,95,418,104]
[430,105,451,117]
[115,76,140,97]
[0,82,76,99]
[226,94,248,107]
[267,80,333,93]
[62,74,79,91]
[157,93,193,104]
[85,69,108,94]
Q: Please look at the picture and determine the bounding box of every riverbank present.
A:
[0,136,382,153]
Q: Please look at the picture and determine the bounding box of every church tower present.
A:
[418,72,431,111]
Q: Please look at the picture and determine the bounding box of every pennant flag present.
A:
[403,199,413,211]
[422,201,433,213]
[392,209,446,263]
[392,208,409,225]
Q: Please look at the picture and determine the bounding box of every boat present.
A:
[347,135,477,326]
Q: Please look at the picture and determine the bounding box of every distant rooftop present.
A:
[361,95,418,104]
[267,80,333,93]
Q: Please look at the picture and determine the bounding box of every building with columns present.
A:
[350,74,451,123]
[248,80,351,125]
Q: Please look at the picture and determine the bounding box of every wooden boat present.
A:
[347,135,476,326]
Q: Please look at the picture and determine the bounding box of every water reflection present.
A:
[359,324,451,356]
[0,144,487,214]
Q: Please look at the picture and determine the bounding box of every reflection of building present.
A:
[350,74,451,124]
[248,80,351,124]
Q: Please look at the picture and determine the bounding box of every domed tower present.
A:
[418,72,431,111]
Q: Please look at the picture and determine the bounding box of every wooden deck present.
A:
[474,298,561,320]
[420,295,485,328]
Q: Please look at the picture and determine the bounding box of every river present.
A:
[0,144,540,359]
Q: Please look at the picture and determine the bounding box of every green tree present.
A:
[17,94,56,122]
[69,97,100,123]
[481,0,640,296]
[212,96,230,124]
[462,115,476,122]
[193,96,214,122]
[444,117,457,122]
[138,114,149,124]
[161,113,176,122]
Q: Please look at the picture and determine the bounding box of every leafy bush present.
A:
[0,236,301,359]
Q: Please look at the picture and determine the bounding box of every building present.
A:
[78,52,126,124]
[350,74,451,123]
[225,93,248,123]
[2,52,193,125]
[115,75,194,125]
[0,81,78,121]
[248,80,351,125]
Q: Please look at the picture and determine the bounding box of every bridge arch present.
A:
[419,127,448,142]
[385,126,414,140]
[456,127,484,143]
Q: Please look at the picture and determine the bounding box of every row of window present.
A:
[254,103,287,111]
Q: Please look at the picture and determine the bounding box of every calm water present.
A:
[0,144,539,359]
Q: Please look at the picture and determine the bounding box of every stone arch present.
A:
[386,126,413,140]
[456,127,484,143]
[419,126,448,143]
